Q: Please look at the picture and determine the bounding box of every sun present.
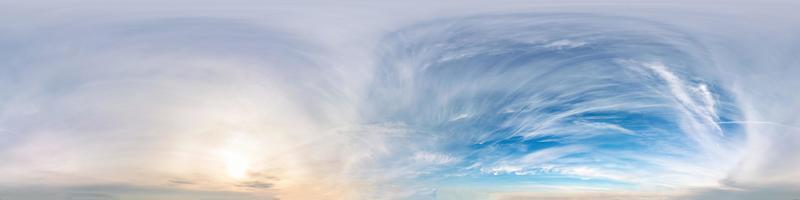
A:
[217,136,253,180]
[223,152,250,179]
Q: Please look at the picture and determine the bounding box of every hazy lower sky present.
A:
[1,1,799,200]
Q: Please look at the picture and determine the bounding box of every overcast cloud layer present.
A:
[1,1,799,200]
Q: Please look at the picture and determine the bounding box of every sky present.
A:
[1,1,799,200]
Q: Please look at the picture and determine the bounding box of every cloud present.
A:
[0,184,268,200]
[543,39,588,49]
[0,1,798,200]
[680,185,800,200]
[237,181,274,189]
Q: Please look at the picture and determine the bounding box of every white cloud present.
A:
[543,39,588,49]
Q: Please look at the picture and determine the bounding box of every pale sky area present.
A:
[1,1,799,200]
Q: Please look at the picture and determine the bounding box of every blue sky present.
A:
[0,1,799,200]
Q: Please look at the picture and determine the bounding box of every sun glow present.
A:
[223,152,250,179]
[217,135,254,180]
